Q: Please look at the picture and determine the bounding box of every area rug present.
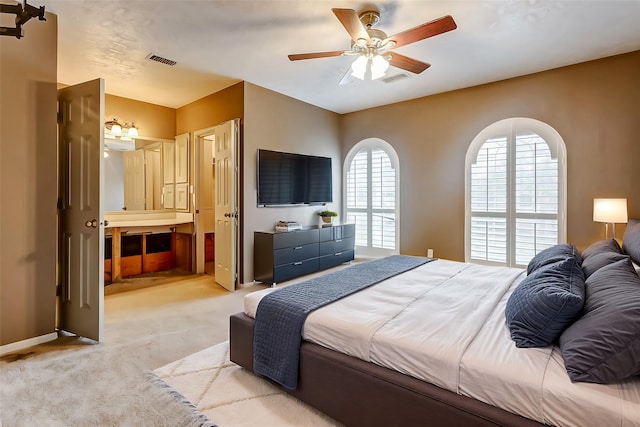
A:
[153,341,342,427]
[0,341,218,427]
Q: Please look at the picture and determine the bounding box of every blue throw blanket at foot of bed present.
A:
[253,255,433,389]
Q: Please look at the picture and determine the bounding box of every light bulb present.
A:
[351,55,368,80]
[371,55,390,80]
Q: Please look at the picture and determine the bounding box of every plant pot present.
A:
[321,216,333,224]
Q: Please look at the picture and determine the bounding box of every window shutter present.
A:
[470,136,508,263]
[346,145,397,252]
[347,150,368,210]
[347,150,369,247]
[467,120,564,268]
[514,132,559,265]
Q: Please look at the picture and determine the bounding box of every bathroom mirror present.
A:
[104,137,176,212]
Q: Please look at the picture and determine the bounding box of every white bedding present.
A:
[245,259,640,427]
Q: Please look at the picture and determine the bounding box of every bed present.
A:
[230,222,640,427]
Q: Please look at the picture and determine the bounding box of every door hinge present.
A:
[57,109,63,124]
[56,284,62,296]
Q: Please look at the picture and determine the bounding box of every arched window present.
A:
[344,139,399,257]
[465,118,567,268]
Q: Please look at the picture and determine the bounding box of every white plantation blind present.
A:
[347,150,369,247]
[345,140,399,255]
[466,119,566,268]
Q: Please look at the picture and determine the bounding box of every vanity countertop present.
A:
[104,212,194,228]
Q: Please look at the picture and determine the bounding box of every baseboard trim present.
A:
[0,332,58,356]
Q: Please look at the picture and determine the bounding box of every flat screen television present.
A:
[257,149,332,206]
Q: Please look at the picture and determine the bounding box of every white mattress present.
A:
[245,259,640,427]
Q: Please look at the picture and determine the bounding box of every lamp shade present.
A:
[110,123,122,136]
[593,198,628,223]
[127,123,139,138]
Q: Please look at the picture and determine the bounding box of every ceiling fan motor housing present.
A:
[359,10,380,28]
[367,28,387,44]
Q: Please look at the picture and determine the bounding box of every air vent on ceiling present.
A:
[146,53,177,66]
[381,73,410,84]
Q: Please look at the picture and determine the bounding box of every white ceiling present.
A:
[38,0,640,114]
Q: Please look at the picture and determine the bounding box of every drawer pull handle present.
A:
[335,252,342,256]
[335,239,342,243]
[294,262,303,266]
[294,246,303,250]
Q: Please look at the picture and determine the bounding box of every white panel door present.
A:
[57,79,104,342]
[214,119,239,291]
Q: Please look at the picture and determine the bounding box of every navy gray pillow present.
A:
[622,219,640,265]
[526,244,581,275]
[581,239,622,259]
[581,251,630,279]
[559,258,640,384]
[506,255,585,348]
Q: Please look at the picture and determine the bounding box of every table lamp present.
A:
[593,198,628,240]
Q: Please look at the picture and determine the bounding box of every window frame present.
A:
[343,138,400,257]
[464,117,567,268]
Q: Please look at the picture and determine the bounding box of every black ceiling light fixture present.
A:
[0,0,46,39]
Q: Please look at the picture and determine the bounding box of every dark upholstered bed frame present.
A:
[230,312,545,427]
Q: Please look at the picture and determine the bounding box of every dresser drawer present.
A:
[319,237,355,256]
[274,243,319,265]
[274,258,319,283]
[319,224,355,242]
[272,228,319,249]
[319,249,354,270]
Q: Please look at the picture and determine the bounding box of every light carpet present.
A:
[1,339,214,427]
[153,341,342,427]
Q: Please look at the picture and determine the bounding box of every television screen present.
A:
[257,149,332,206]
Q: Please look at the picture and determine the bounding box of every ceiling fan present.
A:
[288,8,457,83]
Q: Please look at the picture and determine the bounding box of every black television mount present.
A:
[1,0,46,39]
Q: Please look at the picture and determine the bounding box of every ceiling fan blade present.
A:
[288,51,345,61]
[388,52,431,74]
[385,15,456,48]
[332,8,370,43]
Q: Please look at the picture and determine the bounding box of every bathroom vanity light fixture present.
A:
[104,118,139,140]
[104,117,139,151]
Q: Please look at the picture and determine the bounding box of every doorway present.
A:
[194,120,240,292]
[205,232,215,275]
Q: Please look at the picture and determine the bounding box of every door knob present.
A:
[85,219,98,228]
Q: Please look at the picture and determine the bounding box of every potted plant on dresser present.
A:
[318,210,338,224]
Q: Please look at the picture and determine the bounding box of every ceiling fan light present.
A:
[371,54,390,80]
[351,55,368,80]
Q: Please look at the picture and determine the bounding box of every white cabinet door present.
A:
[176,133,189,183]
[176,183,189,210]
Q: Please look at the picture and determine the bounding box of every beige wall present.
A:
[105,94,176,140]
[0,13,58,346]
[176,82,244,135]
[341,51,640,261]
[243,83,341,282]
